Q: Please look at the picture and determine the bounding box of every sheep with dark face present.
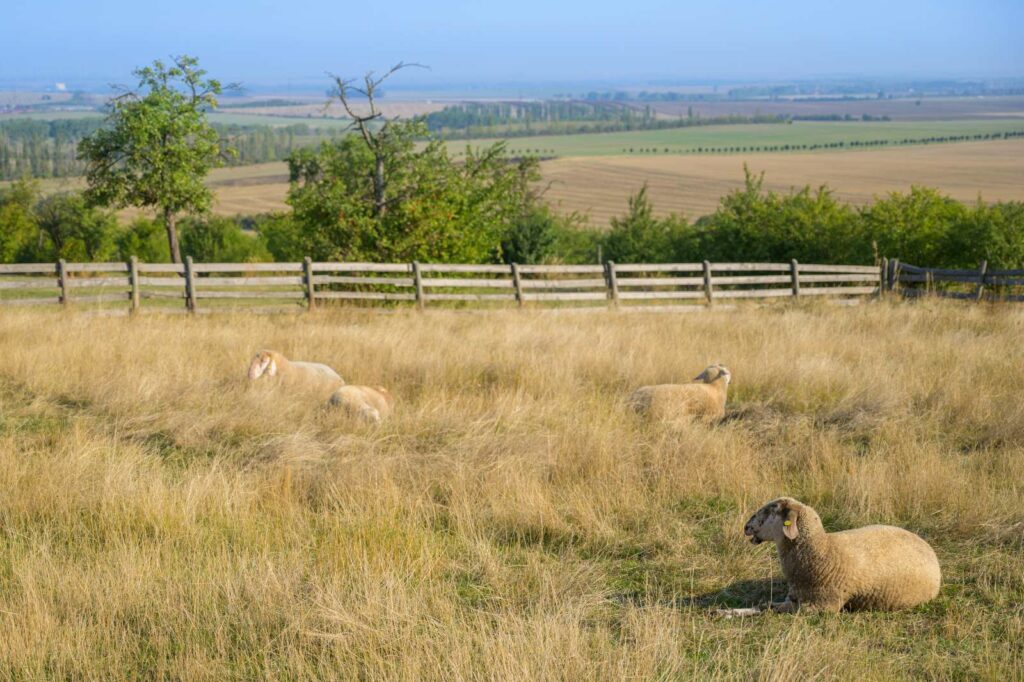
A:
[628,363,731,424]
[722,497,941,616]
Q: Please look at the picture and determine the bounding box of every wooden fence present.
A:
[886,259,1024,302]
[0,258,887,313]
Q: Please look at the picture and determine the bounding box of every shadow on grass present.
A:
[615,578,783,611]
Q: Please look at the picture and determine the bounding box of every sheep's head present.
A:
[248,350,279,380]
[744,497,806,544]
[375,387,395,405]
[695,363,731,385]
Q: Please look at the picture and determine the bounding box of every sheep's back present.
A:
[628,384,722,422]
[833,525,941,610]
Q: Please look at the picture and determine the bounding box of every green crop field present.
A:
[453,119,1024,157]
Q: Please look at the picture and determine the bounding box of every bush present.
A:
[178,216,271,263]
[601,185,695,263]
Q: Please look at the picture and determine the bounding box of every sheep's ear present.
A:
[783,507,799,540]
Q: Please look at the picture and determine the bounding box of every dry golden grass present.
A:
[0,302,1022,679]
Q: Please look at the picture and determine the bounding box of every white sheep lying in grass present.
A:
[329,385,394,423]
[628,363,731,424]
[722,496,941,616]
[247,350,345,389]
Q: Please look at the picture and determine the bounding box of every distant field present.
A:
[156,138,1024,224]
[455,119,1024,157]
[541,139,1024,223]
[646,96,1024,121]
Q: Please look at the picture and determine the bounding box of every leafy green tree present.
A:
[0,179,39,262]
[33,192,117,261]
[286,65,539,262]
[78,55,232,263]
[179,216,271,263]
[114,219,171,262]
[859,187,968,266]
[601,185,694,263]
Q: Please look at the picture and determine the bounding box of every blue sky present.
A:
[3,0,1021,88]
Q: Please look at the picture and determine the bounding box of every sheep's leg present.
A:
[716,606,762,618]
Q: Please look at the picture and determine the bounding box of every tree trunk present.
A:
[164,206,182,264]
[373,153,386,217]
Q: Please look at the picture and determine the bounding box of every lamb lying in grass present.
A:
[247,350,345,390]
[628,363,731,424]
[721,496,941,616]
[329,385,394,423]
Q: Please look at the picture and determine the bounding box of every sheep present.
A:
[721,496,941,616]
[628,363,731,424]
[328,385,394,423]
[247,350,345,390]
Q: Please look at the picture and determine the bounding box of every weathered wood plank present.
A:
[69,294,130,304]
[317,291,417,301]
[801,286,878,296]
[612,263,703,273]
[0,263,57,274]
[312,262,411,273]
[517,264,605,274]
[0,280,58,290]
[518,278,607,289]
[194,291,306,300]
[65,262,129,273]
[190,262,303,273]
[66,278,130,288]
[619,304,709,313]
[615,277,705,287]
[137,263,185,273]
[618,290,706,300]
[712,275,792,285]
[140,291,185,299]
[0,296,61,306]
[191,276,304,286]
[521,291,608,302]
[424,293,516,302]
[796,264,880,274]
[418,263,511,273]
[709,263,791,272]
[138,277,186,286]
[714,288,795,299]
[421,278,515,289]
[798,273,880,283]
[314,275,415,286]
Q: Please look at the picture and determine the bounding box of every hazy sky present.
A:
[3,0,1021,88]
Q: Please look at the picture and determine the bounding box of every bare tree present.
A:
[328,62,426,218]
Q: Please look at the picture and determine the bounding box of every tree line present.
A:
[2,56,1022,271]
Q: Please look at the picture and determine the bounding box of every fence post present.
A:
[184,256,196,313]
[789,259,800,298]
[412,261,424,310]
[605,260,619,307]
[890,258,900,294]
[511,263,524,308]
[702,260,714,306]
[880,258,888,299]
[129,256,140,314]
[303,256,315,311]
[975,260,988,302]
[57,259,69,307]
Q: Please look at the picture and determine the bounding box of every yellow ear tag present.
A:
[783,521,792,526]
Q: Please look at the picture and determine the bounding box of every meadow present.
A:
[462,119,1024,157]
[111,137,1023,223]
[0,302,1022,678]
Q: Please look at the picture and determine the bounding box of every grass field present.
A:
[130,137,1023,224]
[460,119,1024,157]
[0,303,1022,678]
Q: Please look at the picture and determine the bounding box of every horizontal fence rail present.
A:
[0,258,912,314]
[887,259,1024,302]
